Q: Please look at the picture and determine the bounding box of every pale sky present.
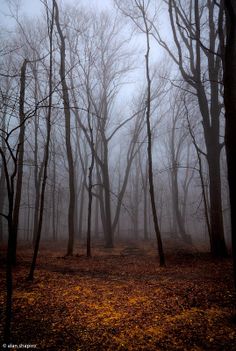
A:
[0,0,113,28]
[0,0,112,16]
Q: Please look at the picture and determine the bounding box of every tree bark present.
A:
[223,0,236,288]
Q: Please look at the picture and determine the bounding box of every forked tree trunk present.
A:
[167,0,227,257]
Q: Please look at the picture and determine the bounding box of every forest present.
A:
[0,0,236,350]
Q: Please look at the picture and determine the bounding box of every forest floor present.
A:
[0,240,236,351]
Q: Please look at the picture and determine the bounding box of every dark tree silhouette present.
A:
[223,0,236,288]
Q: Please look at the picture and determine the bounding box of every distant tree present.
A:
[183,94,211,245]
[166,91,193,244]
[115,0,165,266]
[68,11,145,248]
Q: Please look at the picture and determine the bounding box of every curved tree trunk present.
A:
[144,17,165,266]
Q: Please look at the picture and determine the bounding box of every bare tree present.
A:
[168,97,193,244]
[116,0,165,265]
[28,1,55,280]
[0,66,43,343]
[67,11,145,247]
[54,0,76,256]
[11,59,27,265]
[151,0,227,257]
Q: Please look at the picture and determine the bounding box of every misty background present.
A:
[0,0,230,255]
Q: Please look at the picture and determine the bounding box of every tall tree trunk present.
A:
[4,211,13,343]
[28,2,54,280]
[133,164,140,239]
[207,144,227,256]
[144,20,165,266]
[0,112,6,242]
[26,168,31,241]
[54,0,76,256]
[94,195,99,238]
[102,159,113,248]
[87,115,94,257]
[78,179,85,240]
[11,59,27,265]
[185,109,212,246]
[223,0,236,288]
[0,170,5,241]
[166,0,227,257]
[52,142,57,241]
[140,158,148,241]
[0,146,16,343]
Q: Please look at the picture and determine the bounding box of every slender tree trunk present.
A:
[3,186,14,343]
[87,120,94,257]
[223,0,236,288]
[171,166,192,244]
[185,105,212,247]
[28,3,54,280]
[56,185,61,239]
[32,114,42,245]
[0,172,5,241]
[54,0,76,256]
[78,179,85,240]
[52,144,57,241]
[102,159,113,248]
[11,59,27,265]
[144,23,165,266]
[0,148,16,343]
[4,215,13,343]
[133,165,140,239]
[140,159,148,241]
[32,178,41,244]
[94,196,99,238]
[0,116,6,242]
[26,168,31,241]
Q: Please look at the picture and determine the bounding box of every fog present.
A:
[0,0,231,256]
[1,1,236,349]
